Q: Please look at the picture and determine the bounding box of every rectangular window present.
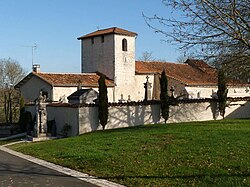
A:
[91,37,94,44]
[101,35,104,43]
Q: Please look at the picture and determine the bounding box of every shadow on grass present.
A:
[102,173,250,180]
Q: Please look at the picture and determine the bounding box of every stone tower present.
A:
[78,27,137,101]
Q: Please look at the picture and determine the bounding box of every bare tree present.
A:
[138,51,169,62]
[143,0,250,81]
[138,51,155,62]
[0,58,26,124]
[176,54,194,63]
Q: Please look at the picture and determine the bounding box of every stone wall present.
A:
[25,98,250,136]
[53,86,78,102]
[81,34,115,79]
[20,76,52,103]
[113,34,136,102]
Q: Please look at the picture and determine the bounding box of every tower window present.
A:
[122,38,127,51]
[101,35,104,43]
[91,37,94,44]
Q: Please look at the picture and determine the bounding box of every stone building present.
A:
[15,66,114,103]
[16,27,250,103]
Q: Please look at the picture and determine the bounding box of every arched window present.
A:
[122,38,127,51]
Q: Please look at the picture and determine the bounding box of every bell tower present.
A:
[78,27,137,101]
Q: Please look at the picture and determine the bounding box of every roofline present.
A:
[53,84,115,87]
[14,72,116,89]
[14,72,53,89]
[77,27,137,40]
[186,84,217,87]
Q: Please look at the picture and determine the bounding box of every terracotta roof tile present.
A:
[135,61,218,86]
[35,72,114,87]
[15,72,115,88]
[77,27,137,40]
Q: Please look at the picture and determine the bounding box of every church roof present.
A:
[77,27,137,40]
[15,72,115,88]
[67,89,98,99]
[135,60,218,86]
[67,89,91,98]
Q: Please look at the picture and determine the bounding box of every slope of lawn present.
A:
[9,119,250,186]
[0,138,23,146]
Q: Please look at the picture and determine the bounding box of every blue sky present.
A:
[0,0,181,73]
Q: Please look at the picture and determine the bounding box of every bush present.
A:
[19,109,32,133]
[61,123,71,137]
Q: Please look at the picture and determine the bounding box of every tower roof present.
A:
[77,27,137,40]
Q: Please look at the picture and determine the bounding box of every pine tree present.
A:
[98,74,108,130]
[217,69,228,119]
[160,70,169,124]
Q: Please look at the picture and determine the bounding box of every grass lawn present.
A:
[9,119,250,187]
[0,138,22,146]
[0,141,10,146]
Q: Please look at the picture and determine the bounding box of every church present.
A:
[15,27,250,103]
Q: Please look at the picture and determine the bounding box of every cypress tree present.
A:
[217,69,228,119]
[160,70,169,124]
[98,74,108,130]
[18,96,26,132]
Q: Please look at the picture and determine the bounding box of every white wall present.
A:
[20,76,52,102]
[25,99,250,136]
[185,86,218,99]
[227,86,250,97]
[47,106,79,136]
[81,35,114,79]
[113,35,136,102]
[53,86,114,103]
[134,74,155,101]
[186,86,250,99]
[76,100,250,134]
[53,86,78,102]
[25,105,79,136]
[79,107,99,133]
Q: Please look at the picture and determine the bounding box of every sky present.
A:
[0,0,182,73]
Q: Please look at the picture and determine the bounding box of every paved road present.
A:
[0,150,97,187]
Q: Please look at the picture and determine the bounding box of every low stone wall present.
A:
[25,98,250,136]
[77,99,250,134]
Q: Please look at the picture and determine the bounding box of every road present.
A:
[0,150,97,187]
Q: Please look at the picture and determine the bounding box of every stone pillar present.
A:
[34,91,47,137]
[144,76,152,101]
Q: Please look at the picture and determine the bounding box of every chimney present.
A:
[33,64,41,73]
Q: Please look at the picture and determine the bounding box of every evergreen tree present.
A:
[217,69,228,119]
[160,70,169,124]
[98,74,108,130]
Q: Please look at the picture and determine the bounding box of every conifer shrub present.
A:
[98,74,108,130]
[217,69,228,119]
[160,70,170,124]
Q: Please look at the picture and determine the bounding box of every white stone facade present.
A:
[18,27,250,104]
[81,34,115,79]
[19,76,52,103]
[80,28,250,101]
[25,99,250,136]
[81,32,137,102]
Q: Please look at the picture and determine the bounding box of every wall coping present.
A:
[25,97,250,108]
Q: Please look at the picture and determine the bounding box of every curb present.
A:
[0,143,125,187]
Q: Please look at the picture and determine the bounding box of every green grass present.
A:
[9,119,250,186]
[0,138,22,146]
[0,141,10,146]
